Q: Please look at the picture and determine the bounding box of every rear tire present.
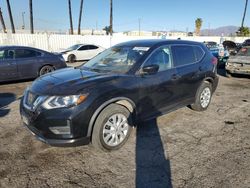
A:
[68,54,76,63]
[191,82,212,111]
[39,65,54,76]
[91,104,133,151]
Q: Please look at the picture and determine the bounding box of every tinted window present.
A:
[0,50,15,60]
[172,45,196,67]
[193,46,205,61]
[78,46,88,51]
[15,49,41,59]
[143,46,172,72]
[88,45,98,50]
[0,50,5,60]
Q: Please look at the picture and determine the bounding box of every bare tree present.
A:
[68,0,73,34]
[29,0,34,34]
[109,0,113,35]
[0,7,7,33]
[6,0,15,33]
[78,0,84,35]
[241,0,248,28]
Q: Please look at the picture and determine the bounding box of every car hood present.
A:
[30,67,119,95]
[228,55,250,64]
[60,50,73,54]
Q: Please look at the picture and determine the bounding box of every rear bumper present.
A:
[226,67,250,75]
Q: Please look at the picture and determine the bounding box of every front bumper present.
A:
[20,98,92,147]
[24,122,90,147]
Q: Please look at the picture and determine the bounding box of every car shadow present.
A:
[0,78,34,85]
[0,93,16,117]
[136,117,172,187]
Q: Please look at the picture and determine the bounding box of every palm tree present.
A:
[78,0,84,35]
[6,0,15,33]
[241,0,248,28]
[68,0,73,34]
[0,7,7,33]
[109,0,113,35]
[29,0,34,34]
[195,18,202,36]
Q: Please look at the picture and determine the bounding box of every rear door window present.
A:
[193,46,205,61]
[15,49,41,59]
[78,45,89,51]
[88,45,99,50]
[172,45,196,67]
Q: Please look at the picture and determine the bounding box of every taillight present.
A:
[211,57,218,65]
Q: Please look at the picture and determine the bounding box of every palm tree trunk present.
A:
[29,0,34,34]
[109,0,113,35]
[6,0,15,33]
[0,7,7,33]
[78,0,84,35]
[241,0,248,28]
[68,0,73,35]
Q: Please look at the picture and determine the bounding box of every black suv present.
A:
[20,40,219,151]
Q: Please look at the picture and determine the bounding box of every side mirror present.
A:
[141,64,159,75]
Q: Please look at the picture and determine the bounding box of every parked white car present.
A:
[61,44,105,63]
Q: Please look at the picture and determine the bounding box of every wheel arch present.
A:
[87,97,136,138]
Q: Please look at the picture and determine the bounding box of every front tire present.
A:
[91,104,133,151]
[191,82,212,111]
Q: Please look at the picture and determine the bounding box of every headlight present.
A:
[42,94,88,109]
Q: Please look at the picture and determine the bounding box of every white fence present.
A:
[0,33,249,52]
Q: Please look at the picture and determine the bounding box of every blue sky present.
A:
[0,0,249,32]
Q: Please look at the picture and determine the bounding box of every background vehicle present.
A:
[204,41,229,68]
[61,44,105,63]
[20,40,218,151]
[225,46,250,77]
[0,46,66,82]
[242,39,250,47]
[223,40,238,55]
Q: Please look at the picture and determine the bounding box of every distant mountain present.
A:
[200,26,239,36]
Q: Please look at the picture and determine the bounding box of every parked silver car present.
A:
[225,46,250,77]
[0,46,67,82]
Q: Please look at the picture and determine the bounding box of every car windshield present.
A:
[237,48,250,56]
[81,46,148,73]
[66,44,82,51]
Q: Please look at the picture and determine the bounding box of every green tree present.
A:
[238,26,250,36]
[195,18,202,36]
